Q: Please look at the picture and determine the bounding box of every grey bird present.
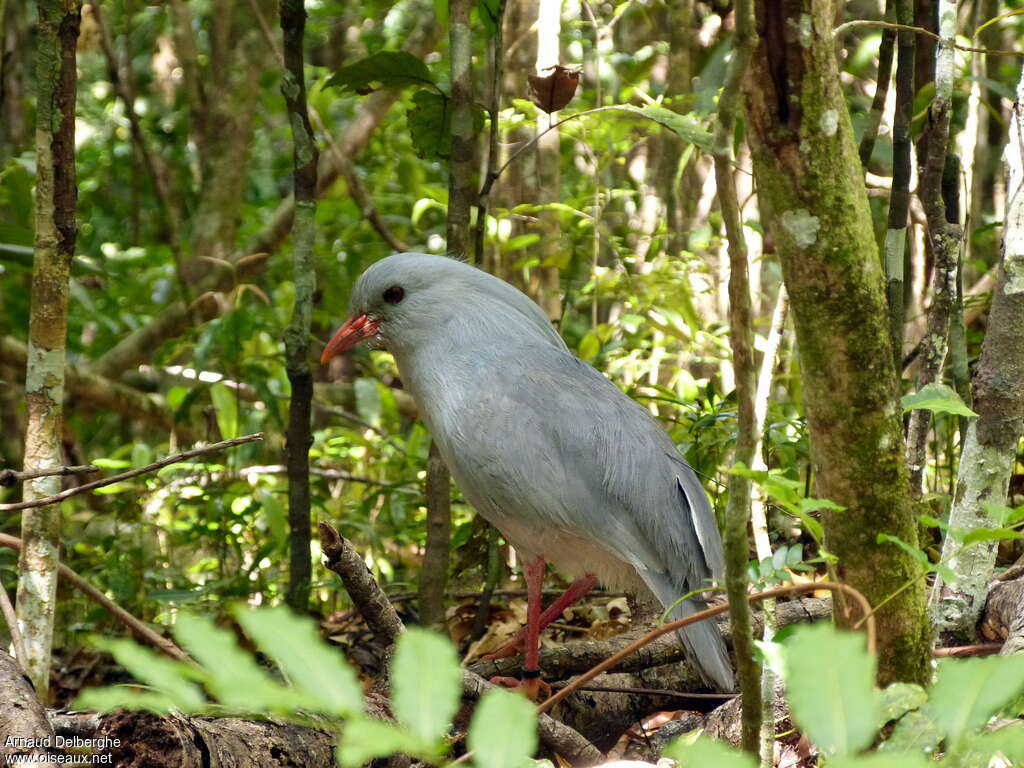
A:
[321,252,734,693]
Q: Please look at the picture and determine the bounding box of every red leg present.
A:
[481,572,599,661]
[490,557,550,699]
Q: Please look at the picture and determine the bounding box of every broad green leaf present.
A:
[829,754,931,768]
[578,330,600,361]
[901,383,978,418]
[468,687,538,768]
[876,682,927,728]
[947,727,1024,765]
[81,637,205,712]
[962,527,1024,546]
[337,718,420,767]
[391,628,463,749]
[327,52,436,93]
[799,497,846,513]
[408,90,451,160]
[924,655,1024,745]
[662,736,756,768]
[876,533,930,566]
[609,104,713,150]
[880,709,942,753]
[75,687,182,714]
[173,613,298,712]
[782,623,878,756]
[209,382,239,439]
[234,606,364,717]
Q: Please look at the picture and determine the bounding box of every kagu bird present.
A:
[322,253,733,694]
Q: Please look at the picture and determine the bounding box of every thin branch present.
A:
[0,533,191,663]
[858,0,896,165]
[833,19,1024,55]
[0,464,99,488]
[0,434,263,512]
[714,0,759,749]
[536,581,876,715]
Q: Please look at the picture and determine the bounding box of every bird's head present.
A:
[321,252,567,365]
[320,252,468,363]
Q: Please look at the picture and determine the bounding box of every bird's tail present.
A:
[641,572,734,692]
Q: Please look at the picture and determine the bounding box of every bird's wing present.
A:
[440,343,721,592]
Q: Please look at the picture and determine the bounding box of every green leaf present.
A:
[391,628,463,749]
[476,0,502,35]
[468,687,538,768]
[876,532,930,566]
[782,623,878,756]
[337,718,420,767]
[75,687,183,714]
[79,637,205,713]
[327,51,436,93]
[829,754,931,768]
[901,383,979,418]
[662,736,757,768]
[578,330,601,361]
[609,104,713,150]
[880,709,942,754]
[876,682,928,728]
[924,655,1024,745]
[408,90,451,160]
[234,606,364,717]
[799,497,846,513]
[173,613,299,713]
[209,383,239,439]
[962,527,1024,546]
[354,377,383,428]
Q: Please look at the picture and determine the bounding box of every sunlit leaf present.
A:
[924,655,1024,744]
[234,605,364,717]
[782,623,877,756]
[467,687,538,768]
[901,383,978,417]
[391,628,463,749]
[663,736,756,768]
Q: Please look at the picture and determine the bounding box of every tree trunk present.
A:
[741,0,930,685]
[16,0,80,697]
[930,65,1024,637]
[0,649,56,762]
[280,0,319,613]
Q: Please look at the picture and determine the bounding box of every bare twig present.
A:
[832,19,1024,55]
[932,643,1002,657]
[0,533,191,663]
[0,464,99,488]
[0,434,263,512]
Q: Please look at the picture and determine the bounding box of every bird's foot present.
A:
[488,671,551,701]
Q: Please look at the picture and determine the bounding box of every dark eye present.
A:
[383,285,405,304]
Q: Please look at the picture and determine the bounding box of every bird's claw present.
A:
[488,674,551,701]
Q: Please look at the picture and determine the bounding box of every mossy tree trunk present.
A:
[742,0,930,685]
[16,0,80,696]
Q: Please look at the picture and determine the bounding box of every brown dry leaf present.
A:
[528,65,581,113]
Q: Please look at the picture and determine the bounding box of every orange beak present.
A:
[320,313,380,363]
